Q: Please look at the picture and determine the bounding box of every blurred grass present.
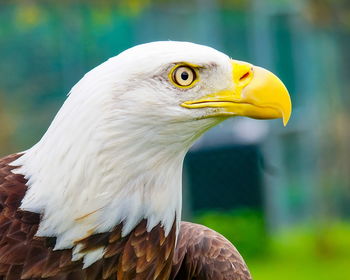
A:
[195,209,268,258]
[194,210,350,280]
[249,223,350,280]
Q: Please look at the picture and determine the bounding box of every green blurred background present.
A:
[0,0,349,279]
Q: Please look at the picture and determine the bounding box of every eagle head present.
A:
[12,41,291,267]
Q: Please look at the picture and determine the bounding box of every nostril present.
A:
[239,69,252,81]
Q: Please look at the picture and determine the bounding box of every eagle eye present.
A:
[170,64,198,88]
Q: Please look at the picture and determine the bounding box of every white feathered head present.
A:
[14,42,291,265]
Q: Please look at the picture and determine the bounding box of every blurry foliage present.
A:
[194,209,268,259]
[0,1,149,151]
[93,0,152,17]
[14,2,45,29]
[218,0,250,10]
[298,0,350,223]
[249,222,350,280]
[305,0,350,30]
[195,210,350,279]
[0,94,15,155]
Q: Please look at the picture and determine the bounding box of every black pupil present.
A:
[181,71,189,80]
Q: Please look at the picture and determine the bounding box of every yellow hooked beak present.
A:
[181,60,292,126]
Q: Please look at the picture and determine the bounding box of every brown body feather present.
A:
[0,154,251,280]
[171,222,252,280]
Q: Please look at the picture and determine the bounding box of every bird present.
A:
[0,41,291,280]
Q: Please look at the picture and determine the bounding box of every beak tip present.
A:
[282,108,292,127]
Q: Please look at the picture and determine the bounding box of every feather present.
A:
[0,154,177,279]
[171,222,252,280]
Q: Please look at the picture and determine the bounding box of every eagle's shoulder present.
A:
[171,221,252,280]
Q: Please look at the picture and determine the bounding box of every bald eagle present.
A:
[0,42,291,279]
